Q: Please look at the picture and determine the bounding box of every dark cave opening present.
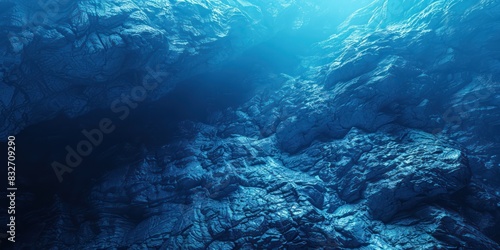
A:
[7,70,257,244]
[3,13,332,245]
[5,36,304,244]
[13,67,255,193]
[12,34,303,191]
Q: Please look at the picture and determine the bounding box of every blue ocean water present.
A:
[1,0,500,249]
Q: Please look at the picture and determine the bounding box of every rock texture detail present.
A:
[0,0,322,138]
[1,0,500,249]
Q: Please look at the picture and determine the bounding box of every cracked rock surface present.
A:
[2,0,500,249]
[0,0,325,138]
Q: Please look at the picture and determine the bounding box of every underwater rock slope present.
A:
[0,0,320,138]
[2,0,500,249]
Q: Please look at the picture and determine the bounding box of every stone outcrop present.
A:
[1,0,500,249]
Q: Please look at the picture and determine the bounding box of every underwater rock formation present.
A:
[1,0,500,249]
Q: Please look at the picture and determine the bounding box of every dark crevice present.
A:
[7,36,304,245]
